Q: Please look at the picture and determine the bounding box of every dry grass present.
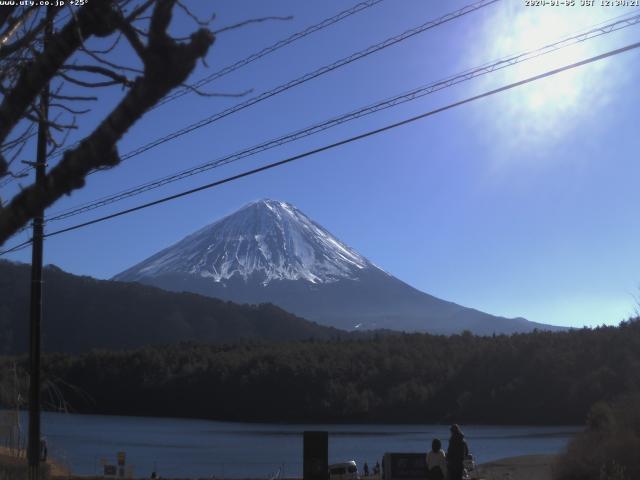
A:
[552,395,640,480]
[0,445,71,477]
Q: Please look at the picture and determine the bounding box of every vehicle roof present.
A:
[329,461,357,468]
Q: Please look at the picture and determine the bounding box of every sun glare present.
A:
[500,11,591,112]
[473,4,634,163]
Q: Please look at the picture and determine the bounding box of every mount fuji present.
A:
[114,199,561,334]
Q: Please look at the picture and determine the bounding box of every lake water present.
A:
[27,411,580,478]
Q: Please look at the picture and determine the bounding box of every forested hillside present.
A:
[2,319,639,424]
[0,260,343,354]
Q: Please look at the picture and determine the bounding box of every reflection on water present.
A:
[27,411,580,478]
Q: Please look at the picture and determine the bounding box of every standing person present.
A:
[426,438,447,480]
[39,437,47,462]
[446,424,469,480]
[364,462,369,477]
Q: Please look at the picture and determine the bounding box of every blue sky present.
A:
[3,0,640,328]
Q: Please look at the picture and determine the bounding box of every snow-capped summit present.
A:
[115,199,371,286]
[115,199,564,335]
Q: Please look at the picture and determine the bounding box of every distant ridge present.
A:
[0,260,343,354]
[115,199,564,335]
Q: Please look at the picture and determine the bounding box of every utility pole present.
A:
[27,8,52,480]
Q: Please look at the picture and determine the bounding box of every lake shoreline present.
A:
[5,410,576,478]
[24,407,585,428]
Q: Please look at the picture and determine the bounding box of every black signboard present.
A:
[385,453,427,480]
[303,431,328,480]
[104,465,117,476]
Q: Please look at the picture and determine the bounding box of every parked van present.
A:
[329,461,358,480]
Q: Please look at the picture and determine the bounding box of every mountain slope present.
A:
[115,199,370,285]
[114,199,562,334]
[0,260,344,354]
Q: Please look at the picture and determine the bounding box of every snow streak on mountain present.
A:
[116,200,371,286]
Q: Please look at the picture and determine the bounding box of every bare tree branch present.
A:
[50,93,98,102]
[5,130,31,167]
[119,21,146,58]
[0,10,52,60]
[48,118,76,157]
[176,0,215,27]
[49,103,91,115]
[0,7,17,32]
[45,114,77,153]
[57,72,121,88]
[179,82,252,98]
[0,0,215,244]
[2,167,29,180]
[0,7,32,46]
[25,110,77,132]
[124,0,156,22]
[79,44,143,74]
[214,16,293,35]
[0,1,122,146]
[62,64,133,86]
[79,31,123,55]
[1,122,37,154]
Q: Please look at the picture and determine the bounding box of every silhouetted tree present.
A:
[3,318,639,424]
[0,0,216,245]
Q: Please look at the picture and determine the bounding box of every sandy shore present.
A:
[475,454,554,480]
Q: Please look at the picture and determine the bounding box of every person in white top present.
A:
[426,438,447,480]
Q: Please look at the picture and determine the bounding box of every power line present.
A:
[33,40,640,243]
[0,165,32,189]
[0,237,32,256]
[154,0,386,109]
[45,11,640,223]
[72,0,497,168]
[2,38,637,255]
[0,0,385,189]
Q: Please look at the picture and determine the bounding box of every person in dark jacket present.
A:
[40,437,47,462]
[446,424,469,480]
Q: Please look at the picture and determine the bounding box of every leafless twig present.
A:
[214,16,293,35]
